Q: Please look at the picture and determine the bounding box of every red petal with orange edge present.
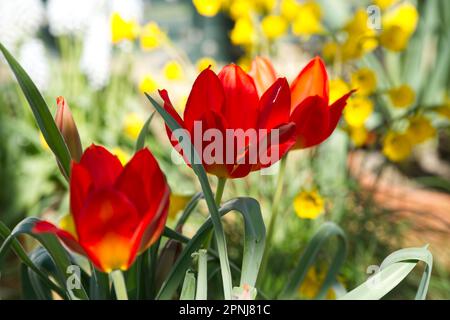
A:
[289,95,330,149]
[257,78,291,131]
[218,64,259,130]
[70,162,92,222]
[183,68,224,131]
[327,90,355,137]
[79,145,122,189]
[290,57,329,110]
[33,220,85,256]
[249,56,277,97]
[76,189,140,272]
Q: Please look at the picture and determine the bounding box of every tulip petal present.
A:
[257,78,291,131]
[290,57,329,110]
[79,145,123,189]
[75,189,141,272]
[249,56,277,97]
[70,162,93,222]
[289,95,330,149]
[115,148,168,217]
[327,90,355,136]
[33,220,85,256]
[184,67,224,131]
[218,64,259,130]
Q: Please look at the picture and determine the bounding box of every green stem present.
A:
[110,270,128,300]
[257,155,288,286]
[215,177,227,206]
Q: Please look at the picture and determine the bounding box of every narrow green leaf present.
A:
[180,270,196,300]
[194,249,208,300]
[339,246,432,300]
[176,192,204,229]
[135,111,155,151]
[0,42,71,176]
[279,222,347,299]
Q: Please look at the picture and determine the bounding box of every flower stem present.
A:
[215,177,227,206]
[257,154,288,286]
[110,270,128,300]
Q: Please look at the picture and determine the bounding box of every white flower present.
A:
[80,15,112,89]
[0,0,45,51]
[18,39,49,91]
[111,0,144,22]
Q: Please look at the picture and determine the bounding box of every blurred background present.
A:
[0,0,449,299]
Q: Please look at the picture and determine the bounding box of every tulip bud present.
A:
[55,96,82,162]
[155,226,183,291]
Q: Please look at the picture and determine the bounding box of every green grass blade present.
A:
[135,111,155,151]
[194,249,208,300]
[0,42,71,177]
[180,270,196,300]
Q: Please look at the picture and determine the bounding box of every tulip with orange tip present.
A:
[33,145,170,273]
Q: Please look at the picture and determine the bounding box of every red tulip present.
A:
[159,64,296,179]
[249,56,355,149]
[33,145,170,273]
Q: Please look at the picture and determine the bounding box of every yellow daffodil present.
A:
[196,57,217,72]
[380,25,410,51]
[140,22,166,50]
[229,0,254,19]
[298,267,336,300]
[293,189,325,219]
[349,125,369,147]
[292,2,324,38]
[139,75,158,93]
[193,0,222,17]
[281,0,301,21]
[322,41,338,61]
[123,112,144,140]
[262,15,288,40]
[163,61,184,81]
[111,147,130,165]
[406,115,436,144]
[437,105,450,120]
[344,96,374,127]
[230,18,255,46]
[342,9,378,60]
[374,0,397,10]
[168,194,193,220]
[388,84,415,108]
[382,131,412,162]
[110,12,139,44]
[351,68,377,96]
[380,2,418,51]
[329,79,350,104]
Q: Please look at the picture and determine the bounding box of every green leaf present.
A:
[157,197,265,300]
[176,192,204,229]
[180,270,196,300]
[0,221,66,298]
[0,217,89,300]
[339,246,433,300]
[146,93,233,299]
[279,222,347,300]
[0,42,71,177]
[21,248,55,300]
[194,249,208,300]
[135,111,155,151]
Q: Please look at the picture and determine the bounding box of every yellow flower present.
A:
[196,57,217,72]
[388,84,415,108]
[59,213,77,238]
[139,75,158,93]
[230,18,255,46]
[281,0,301,21]
[298,267,336,300]
[437,105,450,119]
[140,22,166,50]
[349,126,369,147]
[193,0,222,17]
[406,115,436,144]
[256,0,276,12]
[292,2,324,38]
[111,147,130,165]
[382,131,412,162]
[123,112,144,140]
[39,132,50,151]
[374,0,397,10]
[237,56,251,72]
[110,12,139,44]
[262,15,288,40]
[293,189,325,219]
[380,25,410,51]
[163,61,183,81]
[342,9,378,60]
[229,0,255,19]
[344,96,374,127]
[168,194,193,220]
[351,68,377,96]
[329,79,350,104]
[380,2,418,51]
[322,41,338,61]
